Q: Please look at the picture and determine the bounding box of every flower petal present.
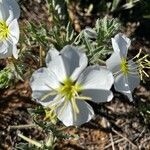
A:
[127,73,140,92]
[106,52,121,73]
[47,55,67,83]
[75,100,94,125]
[61,45,88,81]
[127,60,140,91]
[8,19,19,44]
[114,73,133,101]
[30,68,53,91]
[32,91,57,107]
[5,0,20,19]
[12,44,18,59]
[0,41,12,59]
[122,90,133,101]
[57,100,94,126]
[30,68,63,106]
[0,2,9,21]
[0,41,8,53]
[81,89,113,102]
[77,65,114,90]
[46,48,59,66]
[30,67,60,94]
[56,100,73,126]
[114,73,129,92]
[112,33,131,58]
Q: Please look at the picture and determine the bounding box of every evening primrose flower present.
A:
[106,33,140,101]
[30,45,114,126]
[0,0,20,59]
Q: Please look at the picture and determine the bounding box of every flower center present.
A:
[120,58,129,75]
[45,78,91,121]
[0,21,9,41]
[59,78,82,100]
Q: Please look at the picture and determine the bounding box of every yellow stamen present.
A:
[58,78,82,100]
[75,96,92,101]
[133,49,150,80]
[71,98,79,114]
[120,58,128,75]
[0,21,9,41]
[44,108,57,124]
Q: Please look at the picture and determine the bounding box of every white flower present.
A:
[106,33,140,101]
[30,45,114,126]
[0,0,20,59]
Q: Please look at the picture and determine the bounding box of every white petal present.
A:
[0,41,8,53]
[6,10,14,25]
[0,41,18,59]
[47,95,65,108]
[106,52,121,73]
[8,19,19,44]
[32,91,57,107]
[30,68,62,106]
[47,55,67,83]
[61,45,88,81]
[77,65,114,90]
[127,60,140,91]
[75,100,94,125]
[30,67,60,92]
[0,50,12,58]
[0,2,9,21]
[112,33,131,57]
[81,89,113,102]
[30,68,53,91]
[114,73,133,101]
[46,48,59,66]
[122,90,133,101]
[12,44,18,59]
[57,100,94,126]
[56,100,73,126]
[127,74,140,92]
[0,41,12,59]
[114,73,129,92]
[5,0,20,19]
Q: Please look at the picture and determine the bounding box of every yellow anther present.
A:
[120,58,129,75]
[58,78,82,100]
[0,21,9,41]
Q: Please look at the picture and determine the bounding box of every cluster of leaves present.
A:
[0,67,13,89]
[77,16,121,64]
[0,61,24,89]
[25,14,121,65]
